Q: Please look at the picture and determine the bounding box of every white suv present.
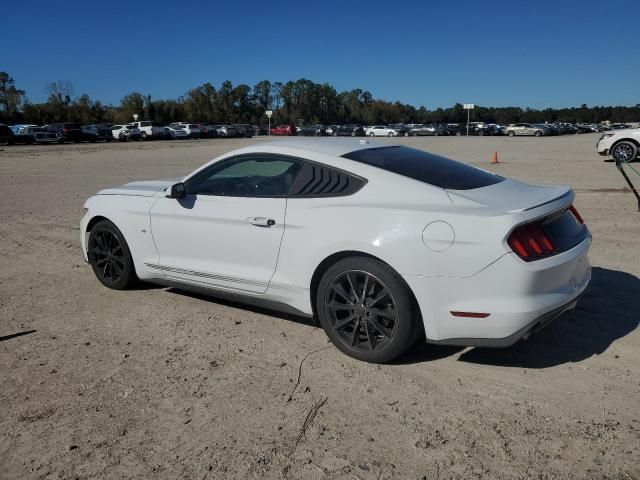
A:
[130,121,167,140]
[597,128,640,163]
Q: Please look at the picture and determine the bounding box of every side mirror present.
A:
[167,182,186,199]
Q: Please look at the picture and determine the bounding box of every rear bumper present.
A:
[403,236,591,346]
[428,290,586,347]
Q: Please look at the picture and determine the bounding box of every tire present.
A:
[388,132,393,137]
[434,132,439,136]
[316,256,419,363]
[141,132,148,140]
[534,130,542,137]
[369,132,375,137]
[351,131,356,137]
[611,141,638,163]
[87,220,138,290]
[333,132,337,137]
[508,130,515,137]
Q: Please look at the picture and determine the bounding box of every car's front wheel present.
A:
[611,141,638,163]
[88,220,138,290]
[317,257,420,363]
[508,130,515,137]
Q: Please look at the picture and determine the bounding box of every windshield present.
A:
[342,146,504,190]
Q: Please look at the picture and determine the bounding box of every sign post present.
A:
[265,110,273,135]
[463,104,474,136]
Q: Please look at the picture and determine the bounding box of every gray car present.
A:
[505,123,548,137]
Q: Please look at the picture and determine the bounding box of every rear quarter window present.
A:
[342,146,504,190]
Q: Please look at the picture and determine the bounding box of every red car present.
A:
[270,124,297,136]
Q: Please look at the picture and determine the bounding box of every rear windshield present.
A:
[342,146,504,190]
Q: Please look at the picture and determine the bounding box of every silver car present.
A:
[505,123,548,137]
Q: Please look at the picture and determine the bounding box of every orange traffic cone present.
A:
[491,151,499,164]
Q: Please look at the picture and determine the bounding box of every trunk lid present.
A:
[447,178,574,221]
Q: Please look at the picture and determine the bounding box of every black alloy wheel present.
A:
[317,257,419,363]
[88,220,137,290]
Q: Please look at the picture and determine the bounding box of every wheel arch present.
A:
[309,250,423,330]
[611,137,640,151]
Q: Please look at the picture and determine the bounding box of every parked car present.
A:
[0,124,13,145]
[365,126,398,137]
[111,124,141,141]
[81,138,591,363]
[11,124,61,144]
[299,125,327,136]
[407,124,437,136]
[326,125,339,136]
[597,128,640,162]
[82,124,114,142]
[389,124,410,136]
[197,125,219,139]
[43,123,85,143]
[165,126,189,139]
[271,124,297,136]
[130,121,167,140]
[233,124,255,138]
[170,124,201,138]
[210,125,238,138]
[505,123,549,137]
[336,125,365,137]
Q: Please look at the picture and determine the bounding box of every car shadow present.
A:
[451,267,638,368]
[143,267,638,369]
[165,287,318,329]
[0,330,37,343]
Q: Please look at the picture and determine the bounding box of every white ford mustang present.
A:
[81,139,591,363]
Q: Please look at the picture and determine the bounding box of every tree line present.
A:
[1,72,639,127]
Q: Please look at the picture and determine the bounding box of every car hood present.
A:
[97,179,181,197]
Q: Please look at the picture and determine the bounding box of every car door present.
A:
[149,154,302,294]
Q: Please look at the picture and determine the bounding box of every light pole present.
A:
[133,113,139,123]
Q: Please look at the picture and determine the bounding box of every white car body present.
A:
[130,121,167,139]
[596,128,640,162]
[165,126,189,139]
[80,139,591,354]
[169,123,201,138]
[365,126,398,137]
[111,125,141,141]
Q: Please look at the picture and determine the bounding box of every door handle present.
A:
[247,217,276,227]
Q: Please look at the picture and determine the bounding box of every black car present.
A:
[0,124,14,145]
[389,123,410,136]
[336,124,365,136]
[407,124,447,136]
[44,123,85,143]
[232,124,255,138]
[82,124,113,142]
[300,124,327,136]
[198,125,219,139]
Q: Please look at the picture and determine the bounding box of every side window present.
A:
[288,163,366,197]
[186,156,302,197]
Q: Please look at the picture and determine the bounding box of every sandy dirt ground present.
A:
[0,134,638,480]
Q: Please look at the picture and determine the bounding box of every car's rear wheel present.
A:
[611,141,637,163]
[534,130,542,137]
[369,132,374,137]
[88,220,137,290]
[141,132,147,140]
[508,130,515,137]
[388,132,393,137]
[317,257,419,363]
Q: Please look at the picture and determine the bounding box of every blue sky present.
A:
[3,0,639,109]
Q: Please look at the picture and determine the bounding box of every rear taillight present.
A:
[508,221,556,261]
[507,204,587,262]
[569,205,584,224]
